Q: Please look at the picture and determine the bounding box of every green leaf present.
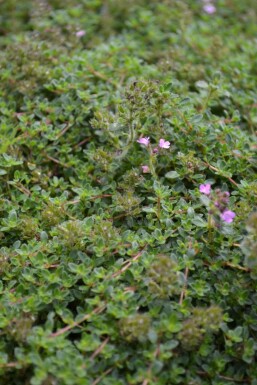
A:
[195,80,209,89]
[165,171,180,179]
[192,216,207,227]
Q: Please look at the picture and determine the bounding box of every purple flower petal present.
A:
[203,4,216,14]
[76,30,86,37]
[220,210,236,223]
[137,137,150,146]
[159,138,170,149]
[199,184,211,195]
[141,165,150,173]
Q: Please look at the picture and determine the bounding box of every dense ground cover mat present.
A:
[1,0,257,384]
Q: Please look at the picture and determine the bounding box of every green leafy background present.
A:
[0,1,257,384]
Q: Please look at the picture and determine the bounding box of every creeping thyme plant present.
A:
[1,1,257,384]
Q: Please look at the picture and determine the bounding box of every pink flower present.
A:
[199,184,211,195]
[76,30,86,37]
[141,165,150,173]
[203,4,216,14]
[137,137,150,146]
[220,210,236,223]
[159,138,170,149]
[153,147,159,154]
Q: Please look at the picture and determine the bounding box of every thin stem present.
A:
[0,362,21,368]
[50,304,106,338]
[157,196,161,220]
[179,266,189,305]
[207,213,213,246]
[90,337,110,361]
[110,245,147,279]
[200,88,213,113]
[142,344,160,385]
[129,114,135,144]
[203,160,238,187]
[223,262,249,272]
[174,107,193,132]
[117,111,135,160]
[148,147,157,178]
[92,367,113,385]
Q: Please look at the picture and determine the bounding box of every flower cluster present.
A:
[199,184,236,223]
[137,137,170,174]
[178,306,223,350]
[137,137,170,149]
[145,255,182,298]
[119,313,151,342]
